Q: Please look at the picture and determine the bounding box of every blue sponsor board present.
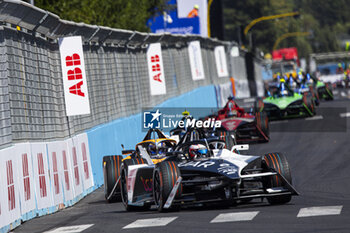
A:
[148,10,200,35]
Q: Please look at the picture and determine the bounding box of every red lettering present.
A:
[65,53,81,67]
[153,73,162,82]
[151,55,159,63]
[69,81,85,97]
[152,64,160,72]
[67,68,82,80]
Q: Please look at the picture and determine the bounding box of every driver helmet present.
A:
[227,101,238,117]
[189,144,208,159]
[157,141,169,155]
[148,143,157,155]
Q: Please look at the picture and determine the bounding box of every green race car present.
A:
[261,81,315,120]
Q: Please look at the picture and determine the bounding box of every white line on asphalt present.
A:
[210,211,259,223]
[305,115,323,121]
[43,224,94,233]
[123,217,178,229]
[340,112,350,118]
[297,206,343,218]
[243,98,256,103]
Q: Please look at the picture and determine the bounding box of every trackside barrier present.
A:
[0,133,93,232]
[0,1,271,231]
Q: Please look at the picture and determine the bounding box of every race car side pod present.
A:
[164,176,183,209]
[107,176,121,201]
[270,167,299,196]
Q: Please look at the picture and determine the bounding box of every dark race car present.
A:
[119,139,298,212]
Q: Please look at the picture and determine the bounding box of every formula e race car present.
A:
[205,97,269,146]
[117,137,298,212]
[102,129,177,202]
[262,80,315,120]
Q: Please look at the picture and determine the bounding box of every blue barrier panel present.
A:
[87,85,217,186]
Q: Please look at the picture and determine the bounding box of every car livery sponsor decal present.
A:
[217,163,238,175]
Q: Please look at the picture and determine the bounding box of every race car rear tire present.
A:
[256,111,269,141]
[103,155,123,202]
[153,161,182,212]
[120,158,151,211]
[263,153,292,205]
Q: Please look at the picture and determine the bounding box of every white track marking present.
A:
[243,98,256,103]
[297,206,343,218]
[123,217,178,229]
[43,224,94,233]
[305,115,323,121]
[340,112,350,118]
[210,211,259,223]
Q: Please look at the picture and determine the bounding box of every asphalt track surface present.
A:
[14,99,350,233]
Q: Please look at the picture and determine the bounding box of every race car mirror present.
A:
[231,134,237,145]
[138,145,154,165]
[231,144,249,152]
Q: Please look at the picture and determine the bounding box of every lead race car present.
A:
[118,133,298,212]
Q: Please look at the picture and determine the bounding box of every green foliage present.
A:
[34,0,166,32]
[222,0,350,57]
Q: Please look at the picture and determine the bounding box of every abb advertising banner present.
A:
[214,46,229,78]
[0,146,21,228]
[47,142,65,206]
[188,41,205,80]
[147,43,166,95]
[31,143,52,211]
[75,134,94,191]
[59,36,90,116]
[13,143,36,217]
[66,138,84,197]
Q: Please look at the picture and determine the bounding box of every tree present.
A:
[34,0,166,32]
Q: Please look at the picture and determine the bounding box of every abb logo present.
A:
[22,153,31,201]
[6,160,15,211]
[52,152,60,195]
[150,54,162,83]
[37,153,47,198]
[65,54,85,97]
[81,143,89,180]
[62,150,70,191]
[72,147,80,186]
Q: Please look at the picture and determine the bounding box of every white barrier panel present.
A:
[14,143,36,217]
[66,138,83,198]
[215,82,233,108]
[75,133,94,191]
[57,141,75,203]
[188,41,205,80]
[31,143,52,211]
[147,43,166,96]
[0,146,21,228]
[59,36,91,116]
[234,79,251,99]
[214,46,229,78]
[47,142,64,206]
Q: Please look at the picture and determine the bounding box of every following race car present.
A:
[203,97,269,147]
[117,135,298,212]
[102,129,176,202]
[262,79,316,120]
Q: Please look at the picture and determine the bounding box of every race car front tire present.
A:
[103,155,123,202]
[303,94,315,117]
[263,153,292,205]
[153,161,182,212]
[120,158,151,211]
